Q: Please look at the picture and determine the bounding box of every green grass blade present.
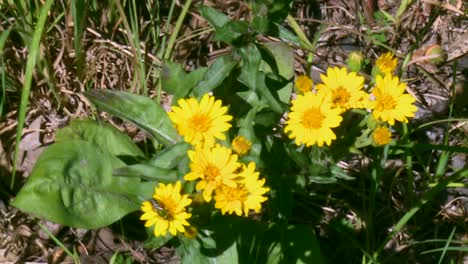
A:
[0,29,11,117]
[11,0,54,189]
[38,222,80,263]
[163,0,192,60]
[437,227,456,264]
[422,247,468,254]
[129,0,148,95]
[71,0,87,79]
[374,168,468,258]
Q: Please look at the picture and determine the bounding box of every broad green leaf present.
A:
[177,235,238,264]
[261,42,294,104]
[85,90,178,146]
[199,6,229,29]
[237,106,264,167]
[213,20,251,46]
[253,0,293,23]
[148,142,190,169]
[238,43,262,91]
[275,23,302,46]
[12,140,141,228]
[55,119,144,158]
[161,61,208,102]
[113,164,177,182]
[261,42,294,80]
[255,72,285,114]
[192,55,238,97]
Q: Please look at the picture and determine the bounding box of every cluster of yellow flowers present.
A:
[288,52,417,147]
[141,94,269,238]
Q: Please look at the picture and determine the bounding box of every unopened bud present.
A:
[347,51,364,72]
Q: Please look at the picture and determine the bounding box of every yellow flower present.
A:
[295,75,313,94]
[214,162,269,216]
[370,74,417,125]
[372,126,392,146]
[316,67,367,112]
[140,181,192,237]
[168,94,233,147]
[376,52,397,75]
[184,144,240,202]
[231,136,252,156]
[284,91,343,147]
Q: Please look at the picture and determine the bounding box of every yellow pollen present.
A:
[189,113,211,132]
[376,95,397,111]
[302,108,325,129]
[204,164,220,181]
[332,87,351,105]
[373,127,392,145]
[225,186,248,202]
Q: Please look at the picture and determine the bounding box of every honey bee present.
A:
[150,199,169,219]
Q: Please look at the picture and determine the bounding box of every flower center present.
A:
[376,95,397,111]
[204,164,220,181]
[332,86,351,106]
[225,185,248,202]
[373,127,391,145]
[232,136,251,155]
[189,113,211,132]
[302,108,325,129]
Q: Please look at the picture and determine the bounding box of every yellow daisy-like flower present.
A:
[214,162,269,216]
[231,136,252,156]
[376,52,397,75]
[284,91,343,147]
[316,67,367,112]
[168,94,233,147]
[372,126,392,146]
[140,181,192,237]
[370,74,417,125]
[184,144,240,202]
[295,75,313,94]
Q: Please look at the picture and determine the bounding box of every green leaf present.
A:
[177,235,238,264]
[330,164,355,181]
[192,55,238,97]
[261,42,294,80]
[238,43,262,91]
[148,142,190,169]
[213,20,251,46]
[84,90,178,146]
[161,61,208,102]
[275,23,301,46]
[11,140,141,228]
[113,164,178,182]
[260,41,294,104]
[252,0,293,23]
[55,119,144,158]
[199,6,229,29]
[255,72,285,114]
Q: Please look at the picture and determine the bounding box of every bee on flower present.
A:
[140,181,192,237]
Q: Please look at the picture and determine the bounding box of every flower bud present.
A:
[347,51,364,72]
